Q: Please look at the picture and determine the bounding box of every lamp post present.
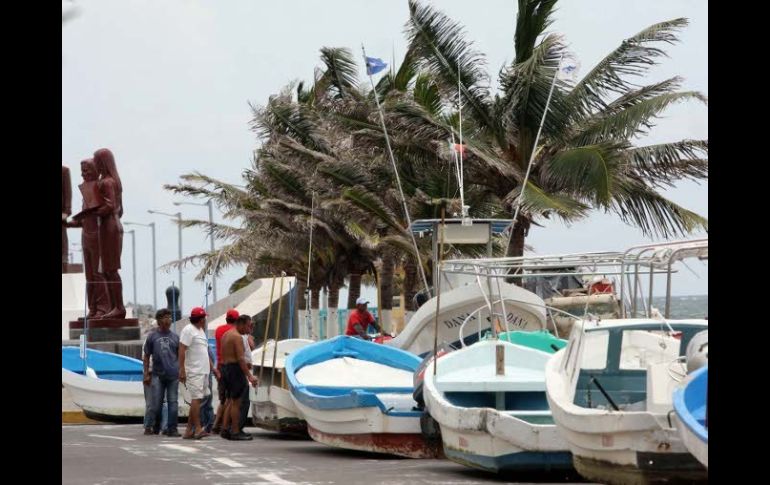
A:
[148,209,183,311]
[173,199,217,302]
[124,221,157,310]
[126,229,137,307]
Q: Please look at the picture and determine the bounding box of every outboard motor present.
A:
[412,342,455,409]
[686,329,708,373]
[412,287,433,310]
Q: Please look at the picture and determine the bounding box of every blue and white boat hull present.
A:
[286,336,439,458]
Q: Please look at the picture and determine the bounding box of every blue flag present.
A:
[365,56,388,76]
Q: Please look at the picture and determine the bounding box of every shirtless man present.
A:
[219,314,258,440]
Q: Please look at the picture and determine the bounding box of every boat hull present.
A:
[672,415,708,470]
[422,340,572,472]
[292,398,437,458]
[574,453,707,485]
[673,365,708,468]
[439,425,572,473]
[62,368,189,421]
[251,386,308,436]
[545,347,707,484]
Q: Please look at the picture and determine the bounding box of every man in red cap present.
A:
[211,309,239,434]
[179,307,219,439]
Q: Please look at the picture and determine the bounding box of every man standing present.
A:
[220,314,258,441]
[345,297,383,340]
[211,309,238,434]
[143,309,179,436]
[238,318,256,433]
[179,307,219,439]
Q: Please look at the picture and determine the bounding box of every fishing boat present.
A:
[250,338,313,435]
[62,346,143,380]
[62,346,189,421]
[417,258,572,473]
[422,337,571,472]
[673,365,708,469]
[286,335,439,458]
[545,319,708,484]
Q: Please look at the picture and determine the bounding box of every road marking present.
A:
[160,444,199,453]
[87,434,135,441]
[213,457,245,468]
[259,472,295,484]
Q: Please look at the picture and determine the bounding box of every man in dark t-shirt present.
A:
[143,309,181,437]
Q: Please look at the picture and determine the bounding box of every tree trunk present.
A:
[347,269,363,309]
[296,278,307,310]
[505,217,531,285]
[310,286,321,340]
[326,279,341,338]
[403,258,417,312]
[379,254,395,334]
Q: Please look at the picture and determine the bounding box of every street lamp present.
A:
[124,221,157,310]
[148,209,183,311]
[173,199,217,302]
[126,229,137,307]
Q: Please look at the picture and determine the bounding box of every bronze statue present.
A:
[62,165,72,273]
[69,159,110,318]
[94,148,126,319]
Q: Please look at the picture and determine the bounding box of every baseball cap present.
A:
[190,307,207,318]
[355,297,369,306]
[226,309,239,320]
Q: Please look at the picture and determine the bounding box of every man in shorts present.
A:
[219,314,258,440]
[212,309,239,434]
[179,307,219,439]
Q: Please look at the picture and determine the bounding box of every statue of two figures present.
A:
[64,149,126,320]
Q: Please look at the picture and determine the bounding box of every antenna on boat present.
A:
[305,188,316,340]
[505,53,572,255]
[362,44,430,296]
[457,63,469,226]
[431,200,448,375]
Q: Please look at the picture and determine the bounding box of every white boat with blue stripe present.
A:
[286,336,440,458]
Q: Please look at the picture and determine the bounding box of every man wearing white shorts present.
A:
[179,307,219,439]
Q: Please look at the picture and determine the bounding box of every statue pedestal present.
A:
[62,263,83,273]
[69,318,140,342]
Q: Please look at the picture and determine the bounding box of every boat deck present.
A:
[437,366,546,392]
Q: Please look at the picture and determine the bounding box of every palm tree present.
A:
[397,0,707,258]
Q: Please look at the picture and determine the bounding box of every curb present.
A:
[62,410,101,425]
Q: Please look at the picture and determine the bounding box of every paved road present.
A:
[62,424,588,485]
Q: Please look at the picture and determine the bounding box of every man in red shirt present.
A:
[211,309,238,434]
[345,297,384,340]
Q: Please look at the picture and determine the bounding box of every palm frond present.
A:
[570,91,707,145]
[406,0,493,130]
[514,0,559,63]
[316,47,359,99]
[569,18,689,112]
[611,177,708,238]
[624,139,708,185]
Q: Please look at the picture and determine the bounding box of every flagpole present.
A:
[505,54,564,256]
[362,44,431,296]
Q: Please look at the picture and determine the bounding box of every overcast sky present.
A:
[62,0,707,310]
